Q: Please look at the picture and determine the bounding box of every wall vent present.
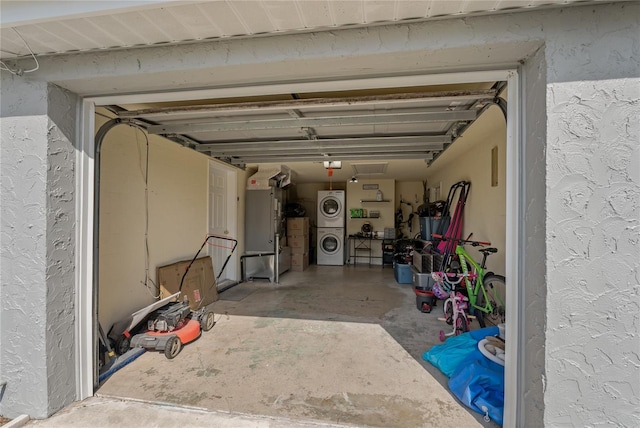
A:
[351,162,388,175]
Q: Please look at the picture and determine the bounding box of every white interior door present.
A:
[208,161,238,287]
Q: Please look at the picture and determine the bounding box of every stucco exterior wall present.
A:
[545,78,639,426]
[0,2,638,424]
[1,77,50,419]
[0,78,77,418]
[45,84,78,417]
[539,6,639,426]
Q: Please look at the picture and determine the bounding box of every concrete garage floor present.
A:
[35,265,500,427]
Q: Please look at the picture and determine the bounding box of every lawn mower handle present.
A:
[179,234,238,293]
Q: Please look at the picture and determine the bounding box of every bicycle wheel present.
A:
[455,314,468,335]
[444,300,454,325]
[476,274,506,327]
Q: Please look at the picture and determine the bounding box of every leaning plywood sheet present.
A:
[158,256,218,311]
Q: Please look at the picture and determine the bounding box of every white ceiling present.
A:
[1,0,597,60]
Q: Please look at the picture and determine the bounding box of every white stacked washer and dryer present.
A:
[317,190,345,265]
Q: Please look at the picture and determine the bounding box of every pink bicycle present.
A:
[432,271,473,341]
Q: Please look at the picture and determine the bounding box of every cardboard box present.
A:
[247,165,291,190]
[158,256,218,310]
[290,252,309,271]
[288,235,309,252]
[287,217,309,236]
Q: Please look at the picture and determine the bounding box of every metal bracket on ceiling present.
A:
[224,157,246,169]
[165,134,197,150]
[205,154,246,170]
[289,110,319,140]
[300,127,318,140]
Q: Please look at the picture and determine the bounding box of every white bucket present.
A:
[498,323,506,340]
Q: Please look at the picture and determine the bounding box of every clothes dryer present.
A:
[317,228,345,265]
[317,190,345,228]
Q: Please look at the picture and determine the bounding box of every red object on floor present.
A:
[147,319,201,344]
[414,288,436,313]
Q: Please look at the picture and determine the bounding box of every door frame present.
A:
[77,69,523,427]
[208,160,239,283]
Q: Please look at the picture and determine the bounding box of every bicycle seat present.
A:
[479,247,498,254]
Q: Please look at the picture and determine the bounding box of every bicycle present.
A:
[431,234,506,328]
[433,286,471,341]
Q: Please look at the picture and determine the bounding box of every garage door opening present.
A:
[81,70,520,427]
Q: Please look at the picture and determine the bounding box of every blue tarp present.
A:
[449,348,505,426]
[98,347,146,384]
[423,326,503,425]
[422,327,498,377]
[422,332,478,378]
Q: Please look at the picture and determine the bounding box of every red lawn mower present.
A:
[108,235,237,360]
[128,295,215,359]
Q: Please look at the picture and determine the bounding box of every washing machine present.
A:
[317,190,345,228]
[317,228,345,265]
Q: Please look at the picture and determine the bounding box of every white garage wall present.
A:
[96,113,209,332]
[425,105,507,276]
[346,179,396,237]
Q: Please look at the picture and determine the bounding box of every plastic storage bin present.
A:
[419,216,451,242]
[412,250,444,273]
[410,264,435,289]
[394,262,413,284]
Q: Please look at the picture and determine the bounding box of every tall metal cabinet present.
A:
[245,188,284,251]
[242,187,291,282]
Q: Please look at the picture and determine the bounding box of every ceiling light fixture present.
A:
[323,160,342,169]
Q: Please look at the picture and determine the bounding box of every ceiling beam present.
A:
[225,153,434,163]
[203,145,441,157]
[117,89,497,119]
[194,135,448,152]
[147,110,476,134]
